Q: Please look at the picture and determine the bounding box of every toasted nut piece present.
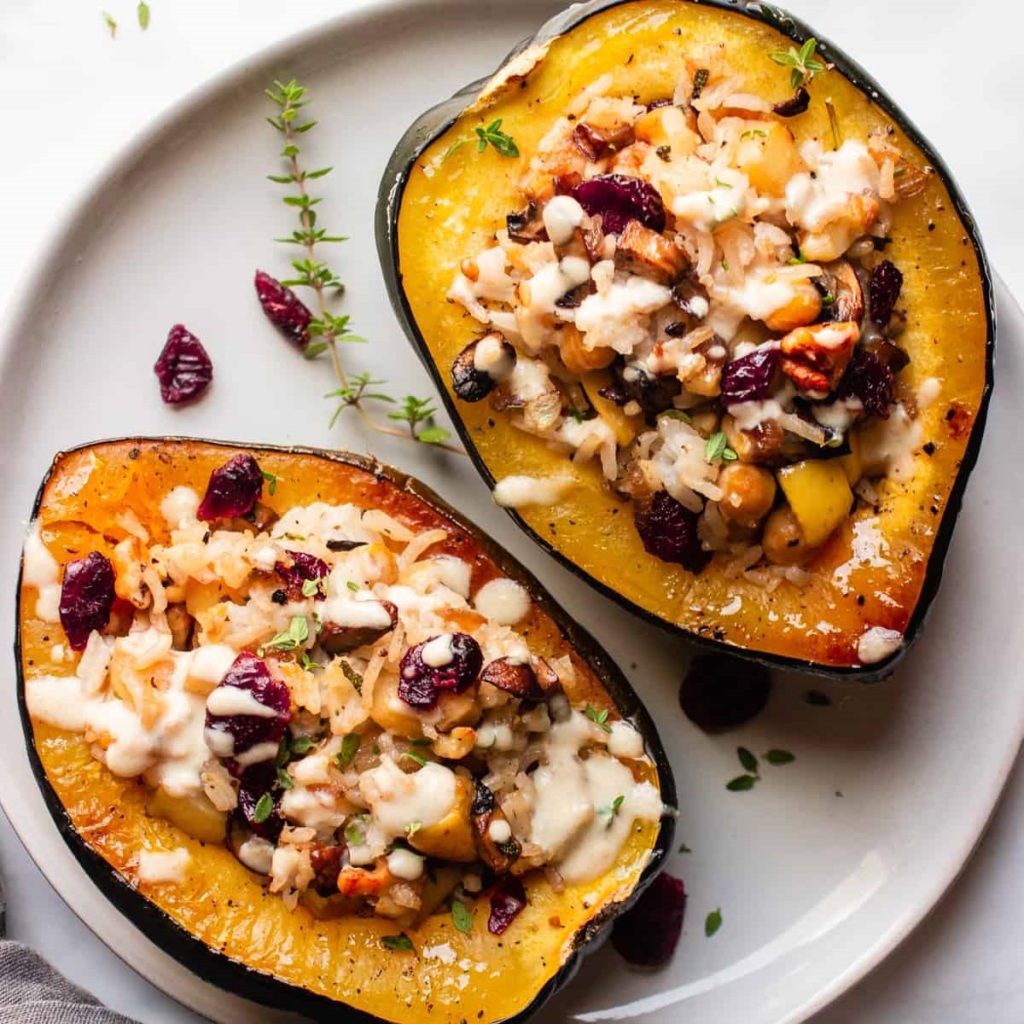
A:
[471,780,521,874]
[559,323,616,375]
[722,414,785,464]
[717,464,777,528]
[505,205,548,245]
[481,657,542,699]
[572,120,634,160]
[309,845,344,896]
[818,261,864,324]
[869,143,932,200]
[337,859,393,897]
[762,505,819,566]
[780,321,860,395]
[614,221,686,284]
[320,600,398,655]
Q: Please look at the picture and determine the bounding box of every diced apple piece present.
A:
[407,775,477,863]
[581,370,643,447]
[146,788,226,844]
[777,460,853,546]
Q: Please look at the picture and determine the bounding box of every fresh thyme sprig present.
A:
[769,37,826,90]
[444,118,520,161]
[266,79,463,453]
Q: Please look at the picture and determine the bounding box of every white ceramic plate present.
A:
[0,2,1020,1022]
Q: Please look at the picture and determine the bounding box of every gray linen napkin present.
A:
[0,871,138,1023]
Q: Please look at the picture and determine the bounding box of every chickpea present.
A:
[762,505,819,566]
[717,463,777,528]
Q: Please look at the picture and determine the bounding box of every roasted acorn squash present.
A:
[17,438,674,1023]
[377,0,994,678]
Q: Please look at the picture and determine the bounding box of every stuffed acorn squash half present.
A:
[17,439,674,1023]
[377,0,994,678]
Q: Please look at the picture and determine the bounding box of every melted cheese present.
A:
[786,140,880,232]
[138,847,190,885]
[542,194,586,245]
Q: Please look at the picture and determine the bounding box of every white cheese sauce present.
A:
[542,194,586,245]
[472,578,531,626]
[160,487,200,530]
[360,757,456,840]
[493,475,575,508]
[857,625,903,665]
[23,523,61,622]
[138,847,190,885]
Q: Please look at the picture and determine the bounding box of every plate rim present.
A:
[0,1,1018,1022]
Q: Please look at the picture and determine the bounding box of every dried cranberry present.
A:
[837,347,895,419]
[634,492,710,573]
[274,550,329,601]
[611,872,686,967]
[58,552,115,650]
[205,652,291,763]
[153,324,213,405]
[572,174,665,235]
[721,347,780,406]
[397,633,483,709]
[237,763,284,841]
[254,270,313,349]
[197,454,264,521]
[487,876,527,935]
[869,260,903,327]
[679,654,772,732]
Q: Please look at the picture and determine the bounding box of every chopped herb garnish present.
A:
[659,409,693,423]
[721,258,730,272]
[400,751,428,768]
[136,1,150,30]
[737,746,759,773]
[381,933,414,952]
[705,908,723,938]
[406,820,423,839]
[451,900,473,934]
[290,735,315,756]
[726,774,758,792]
[277,767,294,790]
[252,792,274,824]
[714,178,734,189]
[409,737,432,747]
[339,659,363,692]
[301,577,324,598]
[261,469,278,496]
[740,129,768,140]
[447,118,520,160]
[299,651,317,672]
[788,251,807,265]
[584,705,612,733]
[346,580,360,592]
[691,67,710,100]
[768,36,826,90]
[102,11,117,36]
[764,749,796,765]
[567,406,587,423]
[705,431,738,464]
[335,732,361,769]
[262,615,309,653]
[275,737,291,767]
[344,818,366,846]
[597,794,625,829]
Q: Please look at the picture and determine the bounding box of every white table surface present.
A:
[1,1,1021,1021]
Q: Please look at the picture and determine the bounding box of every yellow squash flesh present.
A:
[19,440,663,1024]
[395,0,990,669]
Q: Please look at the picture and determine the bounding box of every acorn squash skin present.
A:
[377,0,995,681]
[17,438,675,1024]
